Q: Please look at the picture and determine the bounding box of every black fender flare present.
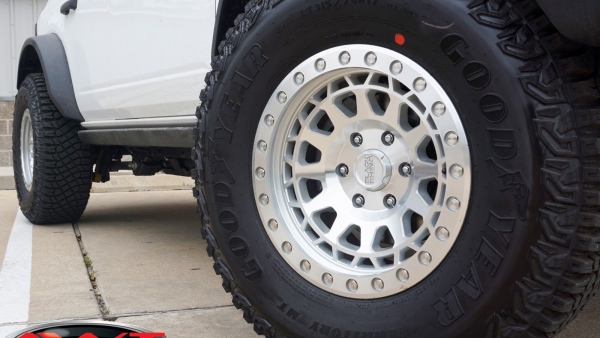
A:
[17,34,84,122]
[212,0,247,57]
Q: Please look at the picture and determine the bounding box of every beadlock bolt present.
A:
[444,132,459,146]
[301,260,311,272]
[277,91,287,103]
[255,167,266,179]
[265,114,275,126]
[414,78,427,92]
[259,194,269,206]
[419,251,432,266]
[295,72,305,85]
[397,268,410,282]
[372,278,384,291]
[340,52,351,65]
[282,241,292,254]
[447,197,461,212]
[365,52,377,66]
[257,140,268,152]
[322,273,333,285]
[433,102,446,116]
[347,279,358,292]
[316,58,326,72]
[391,61,403,75]
[436,227,450,241]
[268,219,278,231]
[450,164,464,179]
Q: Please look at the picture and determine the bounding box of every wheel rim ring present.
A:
[20,109,34,191]
[252,45,472,299]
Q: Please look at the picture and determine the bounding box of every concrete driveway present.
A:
[0,188,597,337]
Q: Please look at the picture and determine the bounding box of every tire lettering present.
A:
[487,129,517,160]
[479,94,507,123]
[241,259,263,283]
[219,210,238,232]
[475,238,503,277]
[462,62,491,89]
[308,322,404,338]
[433,288,464,326]
[229,237,249,258]
[456,263,484,300]
[278,303,301,321]
[440,34,469,65]
[487,212,515,249]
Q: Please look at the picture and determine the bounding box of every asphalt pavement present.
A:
[0,188,598,337]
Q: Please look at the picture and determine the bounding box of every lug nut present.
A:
[351,133,363,147]
[354,194,365,208]
[400,163,412,177]
[382,132,394,146]
[338,164,349,177]
[385,195,397,208]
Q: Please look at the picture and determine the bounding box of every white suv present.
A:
[12,0,600,336]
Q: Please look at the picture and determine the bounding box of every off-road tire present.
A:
[194,0,600,336]
[13,74,93,224]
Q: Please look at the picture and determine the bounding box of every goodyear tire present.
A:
[13,74,93,224]
[195,0,600,336]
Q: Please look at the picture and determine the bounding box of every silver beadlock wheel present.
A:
[252,45,472,299]
[20,109,34,191]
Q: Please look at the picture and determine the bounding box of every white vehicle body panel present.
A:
[37,0,215,125]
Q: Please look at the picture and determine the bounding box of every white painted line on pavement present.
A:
[0,210,32,325]
[0,325,25,337]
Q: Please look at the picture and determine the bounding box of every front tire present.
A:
[195,1,600,336]
[13,74,93,224]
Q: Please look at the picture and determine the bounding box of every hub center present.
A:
[354,149,392,191]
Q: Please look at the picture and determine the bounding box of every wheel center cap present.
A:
[354,149,392,191]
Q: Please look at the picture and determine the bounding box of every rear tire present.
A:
[195,0,600,336]
[13,74,93,224]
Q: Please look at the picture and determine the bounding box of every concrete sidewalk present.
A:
[0,190,254,337]
[0,189,597,337]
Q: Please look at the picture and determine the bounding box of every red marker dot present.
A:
[395,33,406,46]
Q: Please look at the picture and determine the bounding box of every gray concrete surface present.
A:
[29,223,100,322]
[78,191,231,315]
[116,307,253,338]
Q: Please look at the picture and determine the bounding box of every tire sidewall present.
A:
[204,1,541,336]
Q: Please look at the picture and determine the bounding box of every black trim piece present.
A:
[537,0,600,47]
[17,34,85,121]
[78,127,195,148]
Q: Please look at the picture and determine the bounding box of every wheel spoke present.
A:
[413,161,438,180]
[302,190,333,216]
[294,161,327,180]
